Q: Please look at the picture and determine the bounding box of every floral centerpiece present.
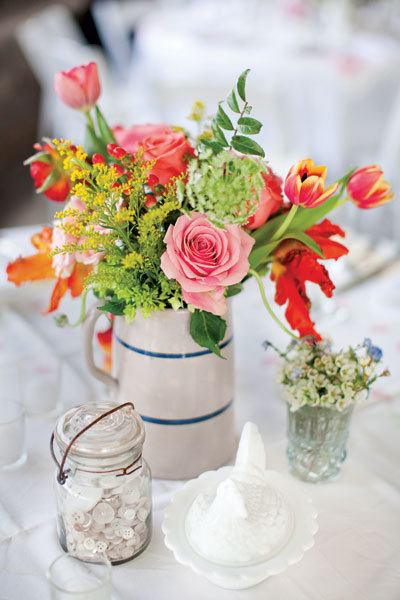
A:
[267,337,389,481]
[6,63,393,357]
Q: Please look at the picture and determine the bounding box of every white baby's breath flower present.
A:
[340,365,357,381]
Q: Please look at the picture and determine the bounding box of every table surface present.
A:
[0,226,400,600]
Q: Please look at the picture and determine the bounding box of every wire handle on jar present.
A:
[50,402,142,485]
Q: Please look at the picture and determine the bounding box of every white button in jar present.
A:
[92,502,115,525]
[83,537,95,551]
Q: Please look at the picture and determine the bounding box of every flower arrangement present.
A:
[270,338,389,412]
[7,63,393,356]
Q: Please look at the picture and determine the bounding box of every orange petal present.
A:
[45,277,68,314]
[6,254,54,286]
[67,263,92,298]
[31,227,53,252]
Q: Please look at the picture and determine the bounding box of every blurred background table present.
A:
[0,224,400,599]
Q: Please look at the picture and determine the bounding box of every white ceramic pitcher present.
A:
[83,306,235,479]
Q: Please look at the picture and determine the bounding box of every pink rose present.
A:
[51,196,87,277]
[75,223,107,266]
[161,212,255,315]
[54,62,100,112]
[142,129,195,186]
[51,196,106,277]
[245,169,283,230]
[113,123,170,154]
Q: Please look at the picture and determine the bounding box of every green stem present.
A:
[54,288,90,328]
[85,111,95,132]
[270,204,298,241]
[248,269,300,340]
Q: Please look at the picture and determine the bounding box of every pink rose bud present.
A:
[107,143,117,155]
[347,166,393,209]
[54,62,100,112]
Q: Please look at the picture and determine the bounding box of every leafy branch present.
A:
[200,69,265,158]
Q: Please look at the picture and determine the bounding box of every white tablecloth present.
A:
[0,226,400,599]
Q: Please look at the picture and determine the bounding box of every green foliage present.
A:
[237,68,250,102]
[95,106,117,146]
[84,123,106,157]
[226,283,242,298]
[190,310,227,358]
[198,68,265,159]
[180,150,267,227]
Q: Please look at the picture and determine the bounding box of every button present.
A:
[69,509,85,524]
[137,507,149,522]
[92,502,115,525]
[95,540,108,553]
[107,496,121,509]
[134,523,147,536]
[122,527,134,540]
[120,545,133,560]
[104,527,116,540]
[126,533,141,547]
[119,508,136,522]
[73,530,85,543]
[83,537,95,551]
[81,513,93,529]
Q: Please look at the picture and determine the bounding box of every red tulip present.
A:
[54,62,100,112]
[347,166,393,209]
[284,159,338,208]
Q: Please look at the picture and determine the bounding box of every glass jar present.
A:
[51,401,152,565]
[286,404,354,483]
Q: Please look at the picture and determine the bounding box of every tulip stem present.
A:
[248,268,300,340]
[86,111,95,132]
[270,204,298,242]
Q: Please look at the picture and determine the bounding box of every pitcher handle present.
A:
[82,301,118,394]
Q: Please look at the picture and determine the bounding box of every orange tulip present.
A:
[347,166,393,209]
[284,159,338,208]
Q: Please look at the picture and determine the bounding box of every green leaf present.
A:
[226,283,242,298]
[231,135,265,157]
[23,151,53,166]
[200,138,224,153]
[212,123,229,146]
[286,231,324,257]
[190,310,227,358]
[227,89,241,113]
[237,68,250,102]
[95,105,117,146]
[243,105,252,115]
[216,104,234,131]
[84,123,107,157]
[36,169,60,193]
[97,298,126,316]
[237,117,262,135]
[249,230,323,269]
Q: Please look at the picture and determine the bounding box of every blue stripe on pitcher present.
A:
[139,399,233,425]
[114,333,233,358]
